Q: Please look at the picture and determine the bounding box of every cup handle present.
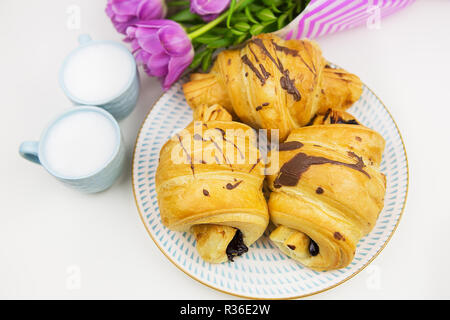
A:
[78,34,92,45]
[19,141,41,165]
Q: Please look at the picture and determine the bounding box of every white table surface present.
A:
[1,0,449,300]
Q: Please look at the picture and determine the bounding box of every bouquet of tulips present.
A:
[106,0,310,89]
[106,0,414,90]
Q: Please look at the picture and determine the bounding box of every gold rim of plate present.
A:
[131,82,409,300]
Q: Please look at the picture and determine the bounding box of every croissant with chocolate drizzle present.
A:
[182,34,362,141]
[155,105,268,263]
[267,111,386,270]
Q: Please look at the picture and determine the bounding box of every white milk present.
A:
[63,43,134,102]
[43,111,118,178]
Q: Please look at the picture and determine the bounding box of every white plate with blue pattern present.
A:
[132,79,408,299]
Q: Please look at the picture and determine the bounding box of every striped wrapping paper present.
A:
[275,0,415,39]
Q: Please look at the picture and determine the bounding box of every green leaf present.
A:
[230,28,247,36]
[277,12,289,30]
[261,19,276,27]
[226,0,237,28]
[230,12,248,23]
[234,22,250,32]
[170,9,200,23]
[233,33,249,45]
[257,9,276,22]
[202,50,213,72]
[244,6,258,24]
[207,37,233,49]
[193,34,223,44]
[271,3,282,14]
[235,0,255,13]
[190,49,209,69]
[250,24,264,36]
[210,27,229,35]
[249,4,264,12]
[262,0,283,6]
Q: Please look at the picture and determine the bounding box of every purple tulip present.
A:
[190,0,231,22]
[105,0,167,34]
[125,20,194,90]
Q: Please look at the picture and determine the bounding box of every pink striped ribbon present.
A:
[275,0,415,40]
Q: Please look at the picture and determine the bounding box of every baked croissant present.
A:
[155,104,269,263]
[182,34,362,141]
[267,111,386,270]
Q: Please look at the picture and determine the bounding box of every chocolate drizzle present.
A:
[255,102,269,111]
[259,64,271,79]
[193,127,247,170]
[226,229,248,262]
[226,180,243,190]
[176,134,195,176]
[193,133,207,141]
[271,39,316,76]
[334,232,345,241]
[251,38,301,101]
[210,138,233,171]
[278,141,304,151]
[248,157,261,173]
[215,128,244,160]
[271,40,298,57]
[241,54,267,85]
[274,151,370,188]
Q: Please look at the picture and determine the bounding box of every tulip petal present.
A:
[106,0,166,35]
[190,0,230,16]
[158,25,192,56]
[162,48,194,90]
[111,0,141,16]
[137,0,166,20]
[147,52,170,77]
[135,30,165,54]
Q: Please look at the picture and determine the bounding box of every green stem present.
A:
[188,0,245,40]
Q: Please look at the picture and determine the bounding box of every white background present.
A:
[1,0,449,299]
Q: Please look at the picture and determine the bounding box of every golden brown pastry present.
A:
[182,34,362,141]
[155,105,269,263]
[267,113,386,270]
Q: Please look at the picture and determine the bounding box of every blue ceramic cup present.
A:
[59,34,139,121]
[19,106,125,193]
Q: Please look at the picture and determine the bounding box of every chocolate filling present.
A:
[226,229,248,261]
[330,115,359,125]
[309,239,320,256]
